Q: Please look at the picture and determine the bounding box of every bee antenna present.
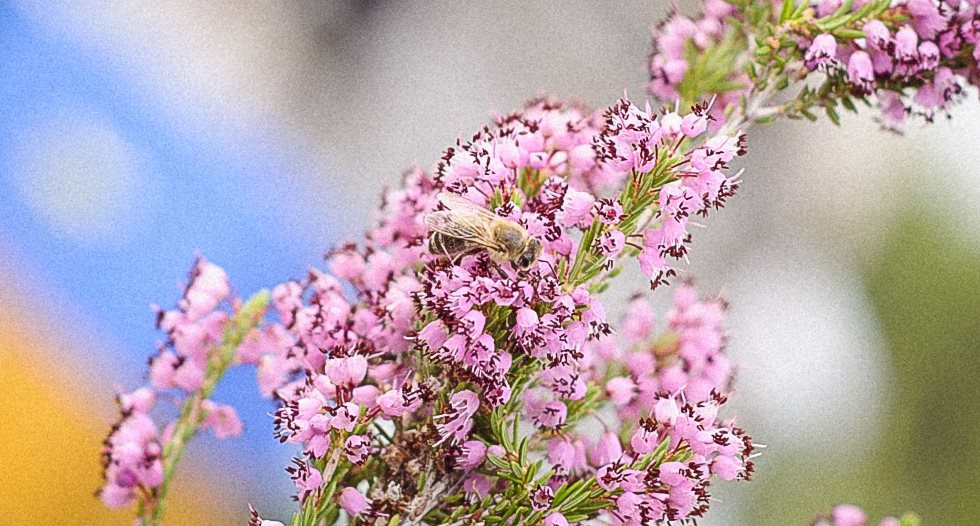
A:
[542,259,557,278]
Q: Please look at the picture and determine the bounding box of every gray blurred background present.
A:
[4,1,979,524]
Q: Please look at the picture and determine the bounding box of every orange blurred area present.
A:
[0,264,238,526]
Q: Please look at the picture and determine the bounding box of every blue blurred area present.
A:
[1,3,335,506]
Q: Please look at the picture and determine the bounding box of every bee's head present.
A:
[514,237,542,271]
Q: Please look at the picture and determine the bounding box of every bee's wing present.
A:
[424,210,505,252]
[436,192,502,221]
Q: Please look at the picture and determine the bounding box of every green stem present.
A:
[141,289,270,525]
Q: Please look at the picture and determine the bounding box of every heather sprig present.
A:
[98,258,270,525]
[650,0,979,129]
[92,0,961,523]
[257,94,753,526]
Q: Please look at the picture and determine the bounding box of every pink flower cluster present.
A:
[596,391,754,523]
[254,94,748,512]
[415,252,608,424]
[594,99,745,287]
[803,0,979,124]
[99,258,244,509]
[440,97,623,196]
[149,259,231,391]
[99,389,163,508]
[813,504,910,526]
[648,0,750,123]
[535,283,747,524]
[265,170,443,500]
[602,285,733,423]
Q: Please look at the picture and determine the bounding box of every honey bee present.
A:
[425,193,542,271]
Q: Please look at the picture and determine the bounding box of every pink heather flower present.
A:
[681,111,708,138]
[118,387,156,414]
[547,437,587,477]
[172,359,205,392]
[99,483,134,509]
[606,376,636,406]
[344,434,372,465]
[543,512,570,526]
[463,473,491,498]
[540,365,587,400]
[181,258,230,320]
[149,350,179,389]
[327,248,366,282]
[330,402,360,432]
[654,395,681,424]
[287,459,322,504]
[528,398,567,429]
[100,412,164,508]
[816,0,842,17]
[201,400,243,439]
[832,505,868,526]
[623,296,655,341]
[595,463,626,491]
[351,385,380,408]
[711,454,742,480]
[894,27,920,65]
[515,307,540,330]
[597,230,626,259]
[531,485,555,511]
[805,34,838,70]
[454,440,488,469]
[376,387,423,417]
[878,91,908,128]
[248,504,286,526]
[847,51,875,95]
[594,99,662,173]
[338,487,371,517]
[236,323,293,364]
[561,189,596,227]
[323,355,368,386]
[908,0,947,40]
[589,432,624,467]
[660,111,684,138]
[257,353,293,399]
[863,20,890,50]
[918,41,940,71]
[594,199,624,225]
[434,390,480,445]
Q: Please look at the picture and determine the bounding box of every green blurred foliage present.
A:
[738,205,980,525]
[862,206,980,524]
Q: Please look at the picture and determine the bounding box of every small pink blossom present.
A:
[323,355,368,386]
[543,512,570,526]
[201,400,243,439]
[338,487,371,517]
[345,434,372,465]
[434,390,480,445]
[454,440,488,469]
[832,505,868,526]
[805,34,838,70]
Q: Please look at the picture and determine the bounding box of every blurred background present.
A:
[1,1,978,524]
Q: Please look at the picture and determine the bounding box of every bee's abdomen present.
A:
[429,233,472,257]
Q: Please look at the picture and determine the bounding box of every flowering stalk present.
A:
[98,1,975,523]
[650,0,979,130]
[99,258,269,525]
[142,289,270,525]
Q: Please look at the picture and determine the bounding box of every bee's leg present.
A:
[431,233,457,264]
[488,260,509,280]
